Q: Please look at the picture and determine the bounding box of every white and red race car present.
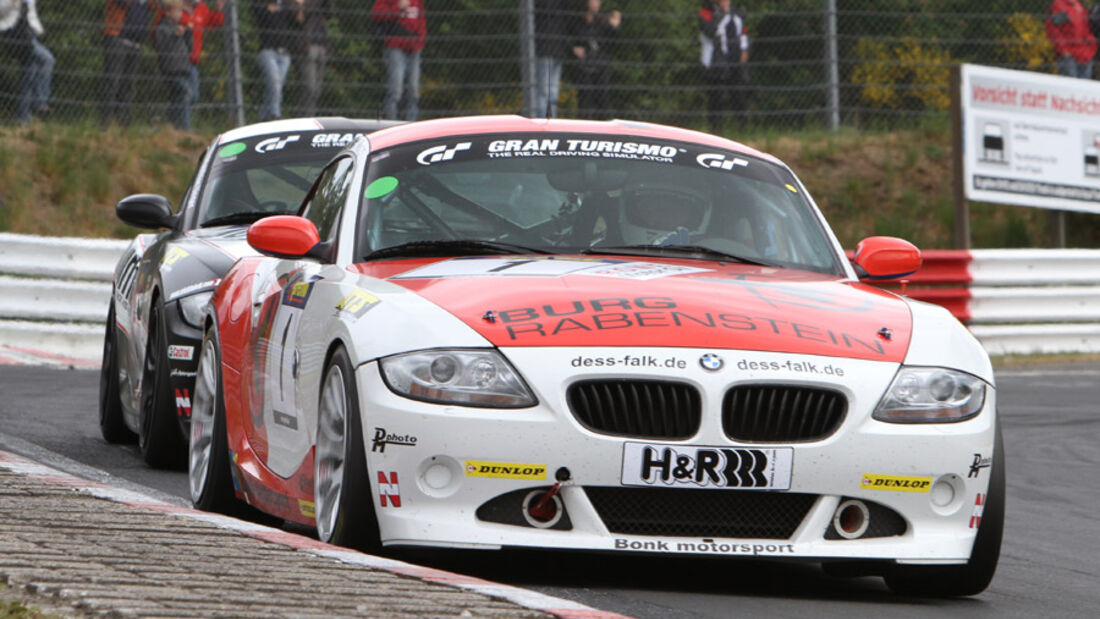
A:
[189,116,1002,596]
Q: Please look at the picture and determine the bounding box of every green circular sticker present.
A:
[365,176,399,199]
[217,142,247,158]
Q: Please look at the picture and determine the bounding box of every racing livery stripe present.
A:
[362,257,913,362]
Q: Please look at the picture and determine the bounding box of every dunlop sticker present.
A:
[860,473,932,493]
[464,460,546,480]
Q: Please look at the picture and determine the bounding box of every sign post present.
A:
[951,65,969,249]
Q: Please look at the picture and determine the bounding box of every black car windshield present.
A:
[357,134,842,274]
[197,131,361,226]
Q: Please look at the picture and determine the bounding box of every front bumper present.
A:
[358,347,997,564]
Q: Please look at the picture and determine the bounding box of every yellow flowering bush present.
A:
[851,37,952,111]
[1001,12,1053,71]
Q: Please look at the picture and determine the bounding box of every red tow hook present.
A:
[527,482,562,523]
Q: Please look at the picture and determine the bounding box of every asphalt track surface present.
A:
[1,363,1097,618]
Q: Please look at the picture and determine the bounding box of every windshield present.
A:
[358,134,842,274]
[197,131,364,226]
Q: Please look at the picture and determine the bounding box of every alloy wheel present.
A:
[314,363,348,542]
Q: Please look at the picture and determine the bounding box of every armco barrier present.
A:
[2,234,1099,363]
[0,232,127,282]
[857,248,1100,355]
[0,233,127,366]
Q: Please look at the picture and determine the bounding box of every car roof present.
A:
[363,115,781,165]
[217,117,402,144]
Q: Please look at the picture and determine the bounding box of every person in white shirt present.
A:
[1,0,54,123]
[698,0,749,131]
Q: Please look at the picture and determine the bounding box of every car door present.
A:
[253,156,356,478]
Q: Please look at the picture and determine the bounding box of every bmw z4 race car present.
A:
[99,117,396,467]
[189,116,1003,596]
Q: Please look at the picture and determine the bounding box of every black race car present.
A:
[99,118,397,467]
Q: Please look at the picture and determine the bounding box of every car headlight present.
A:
[873,366,987,424]
[177,291,214,329]
[380,349,537,408]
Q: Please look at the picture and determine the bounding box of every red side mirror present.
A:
[853,236,922,280]
[247,216,321,258]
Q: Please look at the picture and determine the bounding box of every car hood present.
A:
[352,256,913,362]
[181,225,257,265]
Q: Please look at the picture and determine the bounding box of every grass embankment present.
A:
[0,585,55,619]
[1,120,1097,247]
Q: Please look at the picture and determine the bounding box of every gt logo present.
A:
[697,153,749,171]
[417,142,472,166]
[255,135,300,153]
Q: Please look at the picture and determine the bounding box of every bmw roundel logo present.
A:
[699,353,724,372]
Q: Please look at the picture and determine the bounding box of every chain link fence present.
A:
[0,1,1063,132]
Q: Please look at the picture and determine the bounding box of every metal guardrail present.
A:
[0,233,127,283]
[0,233,127,366]
[2,234,1099,362]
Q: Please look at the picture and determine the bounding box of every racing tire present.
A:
[884,421,1005,597]
[138,298,186,469]
[99,302,137,444]
[314,347,381,553]
[189,326,242,515]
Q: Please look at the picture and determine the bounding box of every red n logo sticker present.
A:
[377,471,401,508]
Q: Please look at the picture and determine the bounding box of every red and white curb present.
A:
[0,449,628,619]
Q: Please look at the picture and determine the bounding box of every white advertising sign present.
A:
[961,63,1100,214]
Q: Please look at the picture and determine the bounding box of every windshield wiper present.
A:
[581,244,771,266]
[200,212,281,228]
[362,239,552,261]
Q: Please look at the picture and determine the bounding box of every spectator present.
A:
[295,0,330,117]
[371,0,426,121]
[155,0,192,129]
[531,0,569,118]
[102,0,158,127]
[252,0,303,121]
[1046,0,1096,78]
[154,1,225,129]
[1,0,54,124]
[570,0,620,119]
[698,0,749,131]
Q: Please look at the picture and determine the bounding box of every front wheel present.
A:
[99,301,136,444]
[314,347,380,552]
[189,326,241,514]
[138,299,186,469]
[884,422,1005,596]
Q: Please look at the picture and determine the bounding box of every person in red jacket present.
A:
[371,0,425,120]
[153,0,225,129]
[1046,0,1097,78]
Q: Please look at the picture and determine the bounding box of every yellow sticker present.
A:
[298,499,315,518]
[464,461,547,480]
[861,473,932,493]
[282,280,314,308]
[335,289,380,318]
[785,183,798,193]
[162,247,190,267]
